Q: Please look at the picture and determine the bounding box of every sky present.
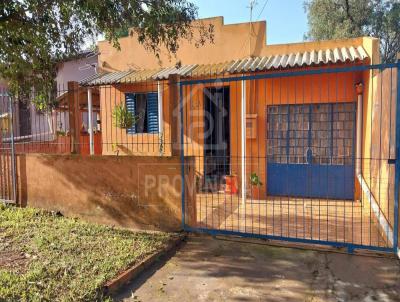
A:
[190,0,309,45]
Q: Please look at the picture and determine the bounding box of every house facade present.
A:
[81,17,386,202]
[3,16,396,253]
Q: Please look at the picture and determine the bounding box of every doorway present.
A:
[203,87,230,191]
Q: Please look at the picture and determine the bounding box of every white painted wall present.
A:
[56,54,98,90]
[45,54,99,139]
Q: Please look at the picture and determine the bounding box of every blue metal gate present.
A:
[180,62,400,256]
[266,103,355,200]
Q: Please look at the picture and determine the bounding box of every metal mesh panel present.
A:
[182,63,399,255]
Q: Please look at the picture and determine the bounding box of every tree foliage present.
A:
[304,0,400,63]
[0,0,213,104]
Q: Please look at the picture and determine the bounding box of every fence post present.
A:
[8,94,16,203]
[169,74,181,157]
[394,55,400,256]
[168,74,185,229]
[394,55,400,255]
[68,81,80,154]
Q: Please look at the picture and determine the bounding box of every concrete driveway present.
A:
[114,235,400,302]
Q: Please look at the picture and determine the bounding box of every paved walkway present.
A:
[114,235,400,302]
[195,194,388,248]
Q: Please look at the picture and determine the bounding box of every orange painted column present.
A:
[169,74,181,157]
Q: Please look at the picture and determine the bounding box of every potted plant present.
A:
[249,172,262,199]
[225,172,238,195]
[112,104,139,129]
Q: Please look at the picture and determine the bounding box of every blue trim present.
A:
[181,63,398,86]
[393,59,400,252]
[146,92,159,133]
[125,93,136,134]
[184,226,394,253]
[125,92,159,134]
[179,82,185,230]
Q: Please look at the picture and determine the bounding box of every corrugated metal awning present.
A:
[117,69,161,83]
[151,64,198,80]
[80,70,133,86]
[228,46,368,73]
[190,61,234,77]
[80,46,369,86]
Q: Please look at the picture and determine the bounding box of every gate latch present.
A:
[388,158,396,165]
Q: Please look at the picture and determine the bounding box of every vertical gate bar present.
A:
[8,95,16,203]
[335,72,338,243]
[286,100,290,238]
[308,103,312,240]
[393,60,400,253]
[241,79,246,205]
[388,67,394,247]
[351,73,355,245]
[223,84,227,231]
[279,78,283,237]
[378,67,383,247]
[352,97,357,246]
[179,81,186,230]
[369,68,373,246]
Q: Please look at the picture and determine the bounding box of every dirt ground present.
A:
[114,235,400,302]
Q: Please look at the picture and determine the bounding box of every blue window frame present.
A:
[125,92,159,134]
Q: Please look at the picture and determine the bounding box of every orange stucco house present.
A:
[80,17,395,235]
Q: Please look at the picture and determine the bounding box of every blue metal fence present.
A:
[180,61,400,255]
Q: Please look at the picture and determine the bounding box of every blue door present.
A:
[267,103,356,200]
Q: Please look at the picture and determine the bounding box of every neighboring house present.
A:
[53,50,99,136]
[56,50,98,90]
[0,51,99,144]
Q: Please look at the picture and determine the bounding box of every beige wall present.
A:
[98,16,380,73]
[98,17,266,71]
[17,154,196,231]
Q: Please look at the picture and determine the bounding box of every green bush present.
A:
[112,104,138,129]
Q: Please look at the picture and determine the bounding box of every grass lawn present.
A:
[0,204,174,302]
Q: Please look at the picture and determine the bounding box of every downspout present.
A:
[355,83,394,245]
[355,84,363,178]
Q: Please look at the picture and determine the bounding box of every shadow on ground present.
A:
[114,234,400,302]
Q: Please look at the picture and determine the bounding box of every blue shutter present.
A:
[125,93,136,134]
[146,92,159,133]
